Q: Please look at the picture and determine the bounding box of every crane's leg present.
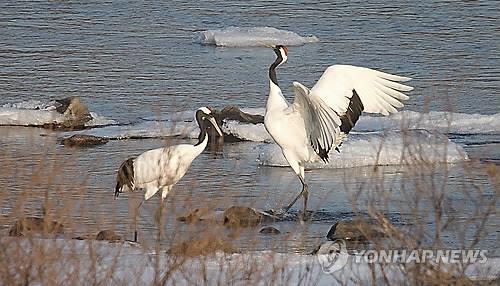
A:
[280,161,308,214]
[283,175,308,214]
[155,189,169,242]
[134,199,144,242]
[302,179,309,215]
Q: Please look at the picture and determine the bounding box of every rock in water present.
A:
[326,219,385,243]
[61,134,109,147]
[223,206,275,227]
[213,106,264,143]
[259,226,281,234]
[9,217,64,237]
[223,206,263,227]
[96,230,122,241]
[214,106,264,125]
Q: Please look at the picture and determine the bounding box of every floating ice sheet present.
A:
[199,26,319,47]
[221,110,500,143]
[257,130,469,169]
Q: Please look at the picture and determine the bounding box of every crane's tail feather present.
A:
[115,157,135,198]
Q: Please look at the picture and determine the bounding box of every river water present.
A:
[0,1,498,255]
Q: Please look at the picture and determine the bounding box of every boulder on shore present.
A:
[167,234,236,257]
[8,217,64,237]
[96,230,122,242]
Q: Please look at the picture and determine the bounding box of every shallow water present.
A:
[0,1,499,256]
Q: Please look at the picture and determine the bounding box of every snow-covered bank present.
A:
[1,237,498,285]
[0,100,116,127]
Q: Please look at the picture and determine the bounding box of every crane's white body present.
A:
[265,64,413,180]
[115,107,222,203]
[124,138,207,201]
[264,96,314,180]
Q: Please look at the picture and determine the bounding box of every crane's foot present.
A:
[264,186,310,221]
[298,210,312,221]
[263,208,289,220]
[299,188,310,221]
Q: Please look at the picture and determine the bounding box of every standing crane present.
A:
[263,45,413,217]
[115,107,223,241]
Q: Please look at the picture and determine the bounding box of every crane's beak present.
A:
[207,116,223,137]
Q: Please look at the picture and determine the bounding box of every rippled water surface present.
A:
[0,1,498,254]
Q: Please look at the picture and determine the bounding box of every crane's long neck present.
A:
[269,59,280,87]
[267,57,288,112]
[194,115,209,148]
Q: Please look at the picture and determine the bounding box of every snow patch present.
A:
[0,100,116,127]
[1,237,497,285]
[70,120,198,140]
[356,110,500,134]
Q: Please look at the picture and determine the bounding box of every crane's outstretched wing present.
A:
[292,65,413,162]
[310,65,413,116]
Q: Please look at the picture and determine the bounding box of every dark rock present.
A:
[55,97,91,118]
[96,230,122,241]
[167,234,235,257]
[327,219,385,243]
[72,235,93,240]
[259,226,280,235]
[213,106,264,143]
[43,97,93,130]
[61,134,109,147]
[214,106,263,125]
[9,217,64,237]
[223,206,263,227]
[223,206,276,227]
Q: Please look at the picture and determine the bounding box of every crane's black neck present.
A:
[194,110,208,146]
[269,52,283,86]
[194,110,207,146]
